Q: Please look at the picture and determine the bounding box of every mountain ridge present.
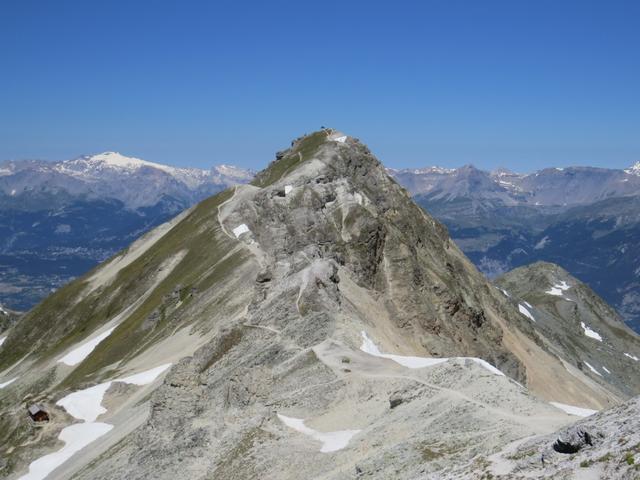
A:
[2,130,637,479]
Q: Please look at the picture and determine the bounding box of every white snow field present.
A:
[284,185,293,195]
[58,326,117,366]
[20,364,173,480]
[232,223,250,238]
[580,322,603,342]
[360,331,504,376]
[18,422,113,480]
[518,304,536,322]
[360,331,447,368]
[0,377,17,389]
[56,382,112,422]
[115,363,172,385]
[584,361,602,376]
[546,281,571,297]
[549,402,598,417]
[499,288,510,297]
[277,414,360,453]
[56,363,173,421]
[624,352,639,361]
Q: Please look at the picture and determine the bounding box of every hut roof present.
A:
[28,404,45,415]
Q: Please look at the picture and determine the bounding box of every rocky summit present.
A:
[1,130,639,480]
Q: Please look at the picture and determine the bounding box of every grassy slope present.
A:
[0,131,331,387]
[251,130,328,188]
[0,189,250,388]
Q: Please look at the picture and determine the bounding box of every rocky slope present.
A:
[475,395,640,479]
[495,262,640,398]
[389,164,640,332]
[0,131,638,479]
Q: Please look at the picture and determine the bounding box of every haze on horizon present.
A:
[1,0,638,172]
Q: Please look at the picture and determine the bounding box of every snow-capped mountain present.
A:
[0,153,254,311]
[625,161,640,176]
[389,163,640,207]
[0,152,254,210]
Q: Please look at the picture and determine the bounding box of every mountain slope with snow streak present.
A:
[1,131,638,480]
[496,262,640,398]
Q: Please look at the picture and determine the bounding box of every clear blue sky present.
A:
[1,0,638,172]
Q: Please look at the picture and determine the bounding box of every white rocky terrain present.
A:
[1,130,639,479]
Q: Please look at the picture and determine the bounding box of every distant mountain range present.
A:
[388,162,640,331]
[2,131,639,480]
[0,152,253,310]
[1,151,639,334]
[0,151,253,209]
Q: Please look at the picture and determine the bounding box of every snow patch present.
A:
[583,361,602,376]
[0,377,17,389]
[518,304,536,322]
[284,185,293,195]
[277,414,360,453]
[546,281,571,296]
[360,331,447,368]
[232,224,250,238]
[499,288,510,298]
[26,364,172,479]
[56,363,172,422]
[58,327,116,366]
[56,382,112,422]
[17,422,113,480]
[0,335,6,347]
[624,352,639,361]
[534,236,550,250]
[333,136,347,143]
[360,331,504,375]
[624,161,640,176]
[580,322,602,342]
[602,366,611,374]
[550,402,598,417]
[115,363,172,385]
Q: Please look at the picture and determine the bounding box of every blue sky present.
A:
[0,0,638,172]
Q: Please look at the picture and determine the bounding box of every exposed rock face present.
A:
[478,395,640,480]
[552,427,597,454]
[1,131,638,480]
[391,165,640,333]
[496,262,640,397]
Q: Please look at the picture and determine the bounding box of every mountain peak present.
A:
[2,131,640,479]
[80,151,179,175]
[251,129,361,187]
[625,161,640,175]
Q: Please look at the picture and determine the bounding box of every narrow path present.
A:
[217,185,237,239]
[242,324,281,335]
